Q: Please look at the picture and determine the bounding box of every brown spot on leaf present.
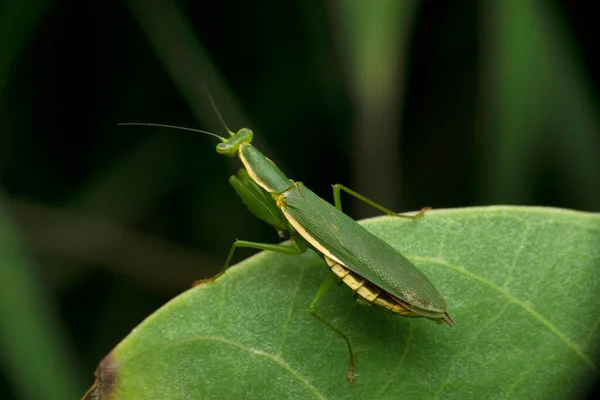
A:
[82,352,117,400]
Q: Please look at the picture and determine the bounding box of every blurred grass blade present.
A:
[542,3,600,208]
[125,0,251,136]
[481,0,548,203]
[68,134,184,222]
[0,199,82,400]
[334,0,418,217]
[481,0,600,206]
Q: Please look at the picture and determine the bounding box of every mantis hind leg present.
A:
[308,273,355,384]
[222,240,304,270]
[193,240,304,286]
[332,183,430,219]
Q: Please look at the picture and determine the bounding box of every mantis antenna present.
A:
[117,123,225,141]
[201,82,232,136]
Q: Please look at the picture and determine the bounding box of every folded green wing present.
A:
[281,183,447,317]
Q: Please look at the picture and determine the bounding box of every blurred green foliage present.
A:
[0,1,599,399]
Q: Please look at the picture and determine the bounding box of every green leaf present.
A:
[84,206,600,399]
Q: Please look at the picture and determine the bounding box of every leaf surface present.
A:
[85,206,600,400]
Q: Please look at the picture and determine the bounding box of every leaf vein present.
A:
[372,322,414,399]
[412,255,598,372]
[117,335,326,399]
[278,268,306,356]
[502,223,531,287]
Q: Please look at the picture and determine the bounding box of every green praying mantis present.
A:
[120,94,454,384]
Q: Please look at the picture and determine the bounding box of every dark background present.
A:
[1,1,599,399]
